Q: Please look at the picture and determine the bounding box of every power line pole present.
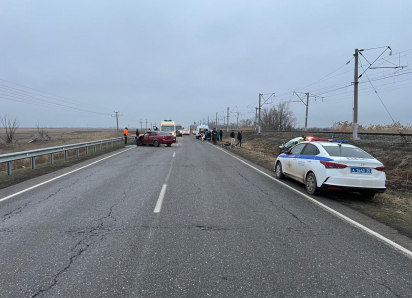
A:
[236,112,239,129]
[227,107,229,132]
[305,92,309,131]
[145,119,148,130]
[139,119,143,130]
[353,48,360,140]
[293,91,320,131]
[254,107,258,130]
[216,112,218,128]
[208,116,209,126]
[258,93,262,134]
[111,111,123,137]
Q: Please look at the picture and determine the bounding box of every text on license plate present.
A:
[351,168,371,174]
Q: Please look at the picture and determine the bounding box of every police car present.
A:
[274,137,386,198]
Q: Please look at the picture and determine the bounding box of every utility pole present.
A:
[208,116,209,126]
[293,91,319,131]
[353,48,360,140]
[216,112,218,128]
[111,111,123,137]
[254,107,258,130]
[258,93,262,134]
[227,107,230,132]
[139,119,143,130]
[145,119,148,130]
[236,112,239,129]
[305,92,309,131]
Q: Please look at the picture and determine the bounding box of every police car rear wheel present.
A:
[153,140,159,147]
[306,172,319,195]
[275,162,284,179]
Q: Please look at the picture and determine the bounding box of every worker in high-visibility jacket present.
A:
[123,127,129,144]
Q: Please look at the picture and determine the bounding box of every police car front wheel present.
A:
[306,172,319,195]
[275,162,284,179]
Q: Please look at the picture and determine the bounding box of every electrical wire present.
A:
[0,78,114,113]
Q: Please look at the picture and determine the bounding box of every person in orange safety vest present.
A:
[123,127,129,144]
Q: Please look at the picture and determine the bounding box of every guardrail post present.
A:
[64,150,68,160]
[7,161,12,175]
[100,142,103,151]
[76,148,80,157]
[86,146,89,154]
[93,145,96,152]
[31,157,36,169]
[50,153,54,165]
[112,141,114,147]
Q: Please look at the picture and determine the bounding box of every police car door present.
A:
[284,143,307,181]
[295,143,318,181]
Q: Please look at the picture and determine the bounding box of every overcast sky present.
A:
[1,0,411,129]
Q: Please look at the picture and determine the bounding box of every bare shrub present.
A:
[261,102,296,130]
[0,114,19,143]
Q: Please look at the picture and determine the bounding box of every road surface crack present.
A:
[280,205,308,227]
[194,225,229,231]
[235,169,271,196]
[31,237,90,298]
[1,174,92,223]
[377,281,404,298]
[2,201,31,222]
[30,194,125,297]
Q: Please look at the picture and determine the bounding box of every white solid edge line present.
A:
[210,143,412,259]
[154,184,167,213]
[173,152,176,157]
[0,147,135,203]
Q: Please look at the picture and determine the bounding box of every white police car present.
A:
[274,137,386,198]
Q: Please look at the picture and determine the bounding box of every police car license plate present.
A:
[351,168,371,174]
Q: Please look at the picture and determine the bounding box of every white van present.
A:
[194,124,209,139]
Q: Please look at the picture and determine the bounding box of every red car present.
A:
[136,131,176,147]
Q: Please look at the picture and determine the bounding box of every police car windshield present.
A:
[323,146,374,159]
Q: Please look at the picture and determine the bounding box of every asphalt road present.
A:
[1,136,412,297]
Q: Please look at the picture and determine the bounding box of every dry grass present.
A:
[332,121,412,133]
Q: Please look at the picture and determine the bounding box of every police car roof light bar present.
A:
[306,137,348,143]
[328,139,349,143]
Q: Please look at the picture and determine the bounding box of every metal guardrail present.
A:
[0,137,129,175]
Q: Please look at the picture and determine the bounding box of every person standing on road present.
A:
[219,129,223,141]
[236,131,243,148]
[230,130,235,147]
[216,129,220,142]
[124,127,129,144]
